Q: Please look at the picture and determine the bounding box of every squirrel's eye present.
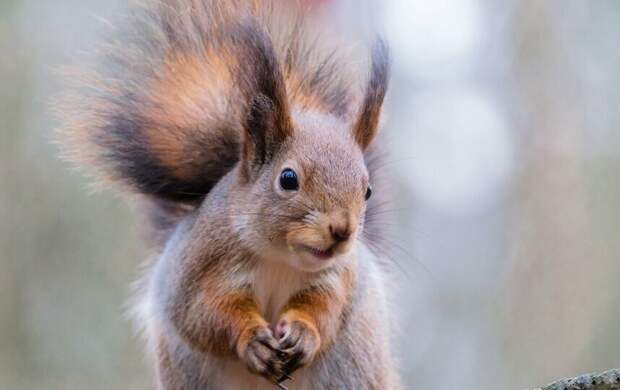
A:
[279,168,299,191]
[365,185,373,201]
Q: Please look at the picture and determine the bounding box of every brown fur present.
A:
[58,1,399,389]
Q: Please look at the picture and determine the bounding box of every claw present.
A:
[277,383,288,390]
[283,350,303,373]
[278,373,293,383]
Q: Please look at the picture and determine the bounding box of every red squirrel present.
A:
[58,1,400,388]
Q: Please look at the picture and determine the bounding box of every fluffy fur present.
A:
[58,0,359,204]
[58,1,399,389]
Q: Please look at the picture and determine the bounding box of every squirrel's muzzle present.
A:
[327,209,356,246]
[329,224,351,243]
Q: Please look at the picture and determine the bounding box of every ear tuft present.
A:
[232,22,293,178]
[352,38,391,150]
[243,94,273,167]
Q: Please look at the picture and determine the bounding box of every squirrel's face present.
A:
[234,38,389,271]
[246,114,371,272]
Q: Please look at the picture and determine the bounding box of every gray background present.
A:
[1,0,619,389]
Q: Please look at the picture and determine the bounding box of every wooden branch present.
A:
[537,369,620,390]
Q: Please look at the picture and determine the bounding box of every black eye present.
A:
[365,185,372,201]
[279,168,299,191]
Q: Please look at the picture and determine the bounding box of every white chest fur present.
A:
[208,260,314,390]
[252,259,308,324]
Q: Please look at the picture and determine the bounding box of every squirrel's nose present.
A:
[329,224,351,243]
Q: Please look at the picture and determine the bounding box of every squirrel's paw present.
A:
[238,325,285,383]
[274,318,321,376]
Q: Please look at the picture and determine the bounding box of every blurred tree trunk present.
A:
[499,1,611,386]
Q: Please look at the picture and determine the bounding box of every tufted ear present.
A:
[234,24,293,180]
[243,91,292,171]
[352,39,391,151]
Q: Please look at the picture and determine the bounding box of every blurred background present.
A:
[1,0,619,389]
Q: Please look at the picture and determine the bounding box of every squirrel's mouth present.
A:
[296,244,334,260]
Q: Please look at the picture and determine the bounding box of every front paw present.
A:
[275,317,321,375]
[238,325,284,383]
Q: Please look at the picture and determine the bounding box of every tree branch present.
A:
[537,369,620,390]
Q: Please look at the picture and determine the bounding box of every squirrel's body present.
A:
[59,1,400,389]
[139,164,397,389]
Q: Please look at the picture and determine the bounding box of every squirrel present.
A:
[58,0,400,389]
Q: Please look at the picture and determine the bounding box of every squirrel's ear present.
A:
[352,39,391,151]
[236,24,293,178]
[242,92,292,169]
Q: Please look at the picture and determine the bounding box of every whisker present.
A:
[358,235,409,277]
[365,207,410,218]
[366,156,419,171]
[365,199,401,213]
[362,220,401,228]
[362,231,434,281]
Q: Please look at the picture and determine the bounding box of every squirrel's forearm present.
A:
[168,283,267,356]
[161,224,266,357]
[158,214,268,357]
[279,268,354,352]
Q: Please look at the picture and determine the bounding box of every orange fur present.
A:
[142,50,239,181]
[279,266,354,353]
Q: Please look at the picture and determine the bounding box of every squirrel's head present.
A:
[241,113,372,272]
[234,32,389,272]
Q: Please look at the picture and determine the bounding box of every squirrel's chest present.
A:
[252,262,307,324]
